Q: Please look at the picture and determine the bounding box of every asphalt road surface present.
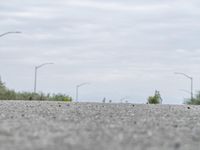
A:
[0,101,200,150]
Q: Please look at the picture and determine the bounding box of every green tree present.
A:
[0,78,6,90]
[147,90,162,104]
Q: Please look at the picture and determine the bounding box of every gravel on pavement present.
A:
[0,101,199,150]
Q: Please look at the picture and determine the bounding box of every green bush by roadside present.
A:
[147,90,162,104]
[0,79,72,101]
[185,92,200,105]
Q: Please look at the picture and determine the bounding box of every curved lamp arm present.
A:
[0,31,21,37]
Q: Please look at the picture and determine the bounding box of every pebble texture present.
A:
[0,101,200,150]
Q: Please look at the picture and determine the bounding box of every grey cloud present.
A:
[1,0,200,103]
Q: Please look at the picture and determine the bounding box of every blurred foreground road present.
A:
[0,101,200,150]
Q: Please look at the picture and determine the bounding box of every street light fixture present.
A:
[174,72,193,100]
[0,31,21,86]
[34,62,54,93]
[76,82,89,102]
[0,31,21,37]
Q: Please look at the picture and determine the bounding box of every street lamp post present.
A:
[76,82,89,102]
[0,31,21,87]
[34,63,54,93]
[0,31,21,37]
[175,72,193,100]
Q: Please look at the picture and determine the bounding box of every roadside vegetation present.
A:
[147,90,162,104]
[185,92,200,105]
[0,79,72,101]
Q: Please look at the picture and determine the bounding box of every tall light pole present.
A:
[0,31,21,37]
[34,63,54,93]
[0,31,21,86]
[175,72,193,100]
[76,82,89,102]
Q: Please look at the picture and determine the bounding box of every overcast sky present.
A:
[1,0,200,104]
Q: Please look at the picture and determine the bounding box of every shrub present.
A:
[0,79,73,101]
[50,93,72,102]
[185,92,200,105]
[147,90,162,104]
